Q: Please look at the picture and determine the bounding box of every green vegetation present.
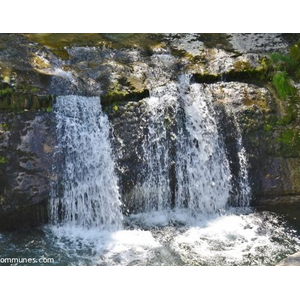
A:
[270,53,297,73]
[193,42,299,102]
[194,57,269,84]
[25,34,164,60]
[102,89,128,105]
[25,34,107,60]
[270,44,300,109]
[0,82,54,112]
[272,72,297,100]
[276,128,300,157]
[164,115,173,128]
[258,41,300,157]
[269,43,300,80]
[228,57,268,83]
[276,105,297,125]
[112,105,119,112]
[0,123,9,131]
[101,80,149,107]
[0,156,8,164]
[102,100,123,114]
[233,61,252,72]
[270,41,300,98]
[0,86,13,98]
[263,124,273,132]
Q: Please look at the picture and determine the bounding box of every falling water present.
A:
[140,83,178,211]
[1,85,299,267]
[50,96,123,230]
[233,117,251,207]
[135,76,232,214]
[129,82,178,212]
[222,108,251,207]
[175,79,232,213]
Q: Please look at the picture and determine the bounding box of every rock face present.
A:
[107,100,149,213]
[1,33,300,229]
[206,82,300,205]
[0,112,56,229]
[277,251,300,266]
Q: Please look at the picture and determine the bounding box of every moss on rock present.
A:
[0,82,54,112]
[25,33,164,60]
[276,128,300,157]
[101,77,149,107]
[0,156,8,164]
[193,57,270,84]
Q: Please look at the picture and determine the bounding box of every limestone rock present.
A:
[0,112,55,229]
[277,251,300,266]
[1,33,300,229]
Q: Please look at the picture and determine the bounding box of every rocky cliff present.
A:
[1,33,300,229]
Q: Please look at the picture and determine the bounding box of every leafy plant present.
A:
[272,71,297,100]
[269,53,297,72]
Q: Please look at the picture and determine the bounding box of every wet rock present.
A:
[106,99,150,213]
[1,33,300,229]
[204,81,300,205]
[0,112,55,230]
[277,251,300,266]
[230,33,300,54]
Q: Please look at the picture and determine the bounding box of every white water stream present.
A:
[50,96,123,230]
[39,88,300,266]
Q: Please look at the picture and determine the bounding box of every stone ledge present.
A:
[254,195,300,207]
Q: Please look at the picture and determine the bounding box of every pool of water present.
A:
[0,208,299,266]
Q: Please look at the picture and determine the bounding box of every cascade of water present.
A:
[135,83,179,211]
[230,113,251,207]
[135,76,234,214]
[175,79,232,213]
[50,96,123,230]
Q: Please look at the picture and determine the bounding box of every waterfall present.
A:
[50,82,251,230]
[175,80,232,213]
[137,83,178,211]
[50,96,123,230]
[230,113,251,207]
[133,77,237,214]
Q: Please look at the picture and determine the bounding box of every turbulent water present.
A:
[0,209,299,266]
[1,85,300,266]
[50,96,123,230]
[131,77,232,214]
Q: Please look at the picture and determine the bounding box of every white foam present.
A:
[52,68,77,84]
[170,212,300,265]
[48,225,161,266]
[46,209,300,265]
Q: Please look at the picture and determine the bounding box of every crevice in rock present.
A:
[101,89,150,107]
[192,70,268,86]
